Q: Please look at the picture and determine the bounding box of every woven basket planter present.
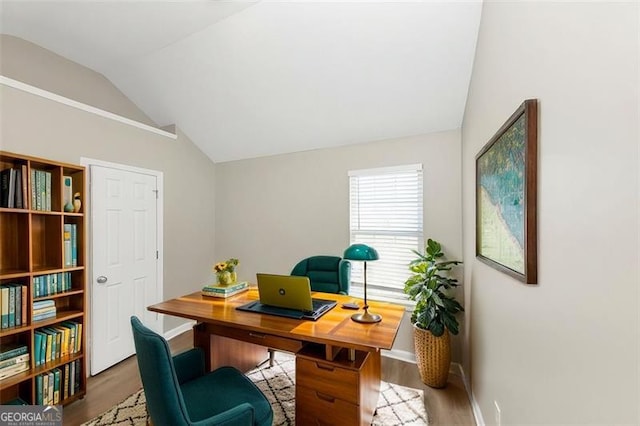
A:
[413,324,451,388]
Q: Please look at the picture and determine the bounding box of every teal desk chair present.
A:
[290,255,351,295]
[130,316,273,426]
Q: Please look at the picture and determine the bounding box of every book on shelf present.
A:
[33,310,56,319]
[0,286,9,328]
[63,363,70,400]
[20,284,27,325]
[21,164,28,209]
[0,168,9,207]
[34,332,44,366]
[33,299,55,309]
[69,360,75,396]
[70,224,77,266]
[15,167,22,208]
[74,359,80,393]
[0,168,17,208]
[30,169,36,211]
[0,343,28,361]
[36,374,43,405]
[7,285,15,327]
[47,371,54,405]
[9,283,22,327]
[4,397,28,405]
[64,224,72,267]
[53,368,61,404]
[0,360,29,380]
[45,171,51,211]
[0,353,29,370]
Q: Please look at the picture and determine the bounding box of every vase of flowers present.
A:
[213,258,239,286]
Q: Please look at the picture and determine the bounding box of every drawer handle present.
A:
[316,392,335,403]
[316,363,334,372]
[248,332,266,339]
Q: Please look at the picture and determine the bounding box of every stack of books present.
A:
[0,343,30,380]
[202,281,249,299]
[33,300,56,322]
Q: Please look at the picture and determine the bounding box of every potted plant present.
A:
[404,238,463,388]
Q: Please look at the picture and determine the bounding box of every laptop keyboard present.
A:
[305,298,333,314]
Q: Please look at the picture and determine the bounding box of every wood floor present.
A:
[64,331,475,425]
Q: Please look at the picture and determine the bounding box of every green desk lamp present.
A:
[343,243,381,323]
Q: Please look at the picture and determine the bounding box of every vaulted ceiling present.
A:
[1,1,482,163]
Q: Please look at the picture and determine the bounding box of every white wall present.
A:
[462,2,639,424]
[0,37,217,333]
[215,131,463,357]
[0,35,156,127]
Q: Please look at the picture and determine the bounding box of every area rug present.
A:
[82,353,428,426]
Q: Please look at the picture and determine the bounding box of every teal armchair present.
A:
[130,316,273,426]
[290,255,351,295]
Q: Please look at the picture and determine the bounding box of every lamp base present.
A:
[351,310,382,324]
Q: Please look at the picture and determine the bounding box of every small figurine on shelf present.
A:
[64,201,74,212]
[73,192,82,213]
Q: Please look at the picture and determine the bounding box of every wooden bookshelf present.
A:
[0,151,86,405]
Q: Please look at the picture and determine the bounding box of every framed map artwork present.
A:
[476,99,538,284]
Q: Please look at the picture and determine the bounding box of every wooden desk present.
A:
[148,288,404,426]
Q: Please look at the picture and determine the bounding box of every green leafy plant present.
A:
[404,239,464,337]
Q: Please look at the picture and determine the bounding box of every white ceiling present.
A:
[1,0,482,163]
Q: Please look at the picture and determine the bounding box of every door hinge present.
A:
[152,189,159,199]
[156,251,159,259]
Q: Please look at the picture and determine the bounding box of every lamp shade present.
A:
[343,244,379,261]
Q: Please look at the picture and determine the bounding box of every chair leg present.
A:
[269,348,275,367]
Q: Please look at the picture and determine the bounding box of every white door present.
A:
[90,165,160,375]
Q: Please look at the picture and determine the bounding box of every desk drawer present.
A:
[207,324,303,353]
[296,356,359,404]
[296,384,359,426]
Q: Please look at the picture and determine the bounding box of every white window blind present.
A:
[349,164,423,301]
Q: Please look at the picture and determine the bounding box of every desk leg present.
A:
[361,350,382,425]
[193,323,212,372]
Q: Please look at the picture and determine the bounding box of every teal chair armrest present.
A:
[173,348,205,384]
[338,259,351,295]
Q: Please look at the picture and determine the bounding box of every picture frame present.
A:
[476,99,538,284]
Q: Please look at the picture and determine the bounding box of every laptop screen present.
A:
[256,273,314,312]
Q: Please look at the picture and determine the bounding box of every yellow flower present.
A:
[213,262,227,272]
[212,258,240,273]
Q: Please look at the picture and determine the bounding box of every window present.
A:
[349,164,423,301]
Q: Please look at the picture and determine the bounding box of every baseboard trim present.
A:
[452,362,484,426]
[382,348,416,363]
[164,320,196,341]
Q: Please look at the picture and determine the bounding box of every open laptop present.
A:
[236,273,337,321]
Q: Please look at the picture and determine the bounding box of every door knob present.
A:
[96,276,108,284]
